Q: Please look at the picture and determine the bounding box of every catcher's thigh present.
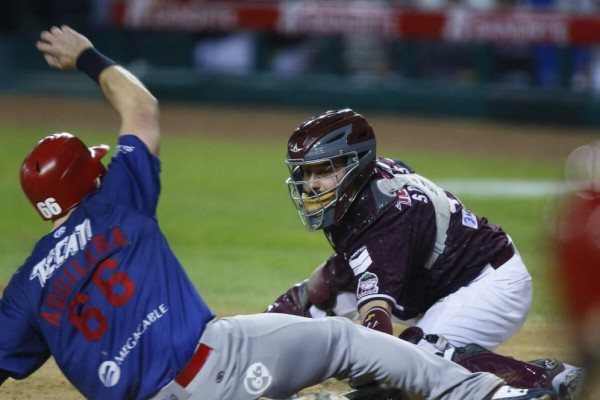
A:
[412,251,532,352]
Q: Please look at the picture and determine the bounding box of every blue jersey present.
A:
[0,135,215,399]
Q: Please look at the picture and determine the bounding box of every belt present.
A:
[149,343,213,400]
[490,243,516,269]
[175,343,213,387]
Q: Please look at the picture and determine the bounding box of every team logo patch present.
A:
[349,246,372,275]
[244,362,272,395]
[461,208,478,229]
[53,226,66,239]
[357,272,379,299]
[395,188,412,210]
[98,360,121,387]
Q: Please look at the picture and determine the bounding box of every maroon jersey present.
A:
[324,158,509,320]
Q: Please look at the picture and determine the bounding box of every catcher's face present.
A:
[285,156,350,231]
[301,160,347,196]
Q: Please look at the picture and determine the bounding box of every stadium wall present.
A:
[3,3,600,127]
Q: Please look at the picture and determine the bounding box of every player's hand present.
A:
[264,280,311,317]
[36,25,93,70]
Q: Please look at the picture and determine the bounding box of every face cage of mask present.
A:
[285,154,360,231]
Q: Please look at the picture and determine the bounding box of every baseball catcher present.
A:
[266,109,582,399]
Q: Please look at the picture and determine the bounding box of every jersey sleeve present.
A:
[348,196,436,319]
[0,273,50,379]
[97,134,161,216]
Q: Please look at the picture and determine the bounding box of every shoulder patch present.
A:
[461,208,479,229]
[357,272,380,299]
[349,246,372,275]
[395,188,412,210]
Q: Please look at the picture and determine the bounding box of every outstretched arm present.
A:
[36,25,160,155]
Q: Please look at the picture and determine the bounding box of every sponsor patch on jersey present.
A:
[348,246,372,275]
[116,144,135,154]
[461,208,479,229]
[30,219,93,287]
[244,362,272,395]
[52,226,66,239]
[395,188,412,210]
[98,361,121,387]
[357,272,379,299]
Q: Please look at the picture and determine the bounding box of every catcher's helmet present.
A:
[286,109,376,231]
[20,132,109,221]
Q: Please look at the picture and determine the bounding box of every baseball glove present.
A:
[264,280,311,316]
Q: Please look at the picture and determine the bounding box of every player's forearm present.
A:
[98,66,160,155]
[359,300,394,335]
[36,26,160,155]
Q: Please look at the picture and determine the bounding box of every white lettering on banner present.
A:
[349,246,372,276]
[125,2,237,30]
[279,1,398,37]
[30,219,93,287]
[113,304,169,365]
[444,9,568,44]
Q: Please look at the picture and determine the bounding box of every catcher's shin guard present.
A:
[398,328,567,392]
[452,344,557,390]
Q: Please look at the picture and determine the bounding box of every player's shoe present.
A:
[528,359,583,400]
[558,367,583,400]
[491,385,557,400]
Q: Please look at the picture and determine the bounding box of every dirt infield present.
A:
[1,94,598,398]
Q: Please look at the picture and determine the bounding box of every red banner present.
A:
[110,1,600,45]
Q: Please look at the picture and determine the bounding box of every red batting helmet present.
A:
[285,109,376,231]
[20,133,109,221]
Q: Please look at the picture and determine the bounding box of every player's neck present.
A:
[51,209,75,230]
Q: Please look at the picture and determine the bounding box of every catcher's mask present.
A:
[285,109,376,231]
[20,132,109,221]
